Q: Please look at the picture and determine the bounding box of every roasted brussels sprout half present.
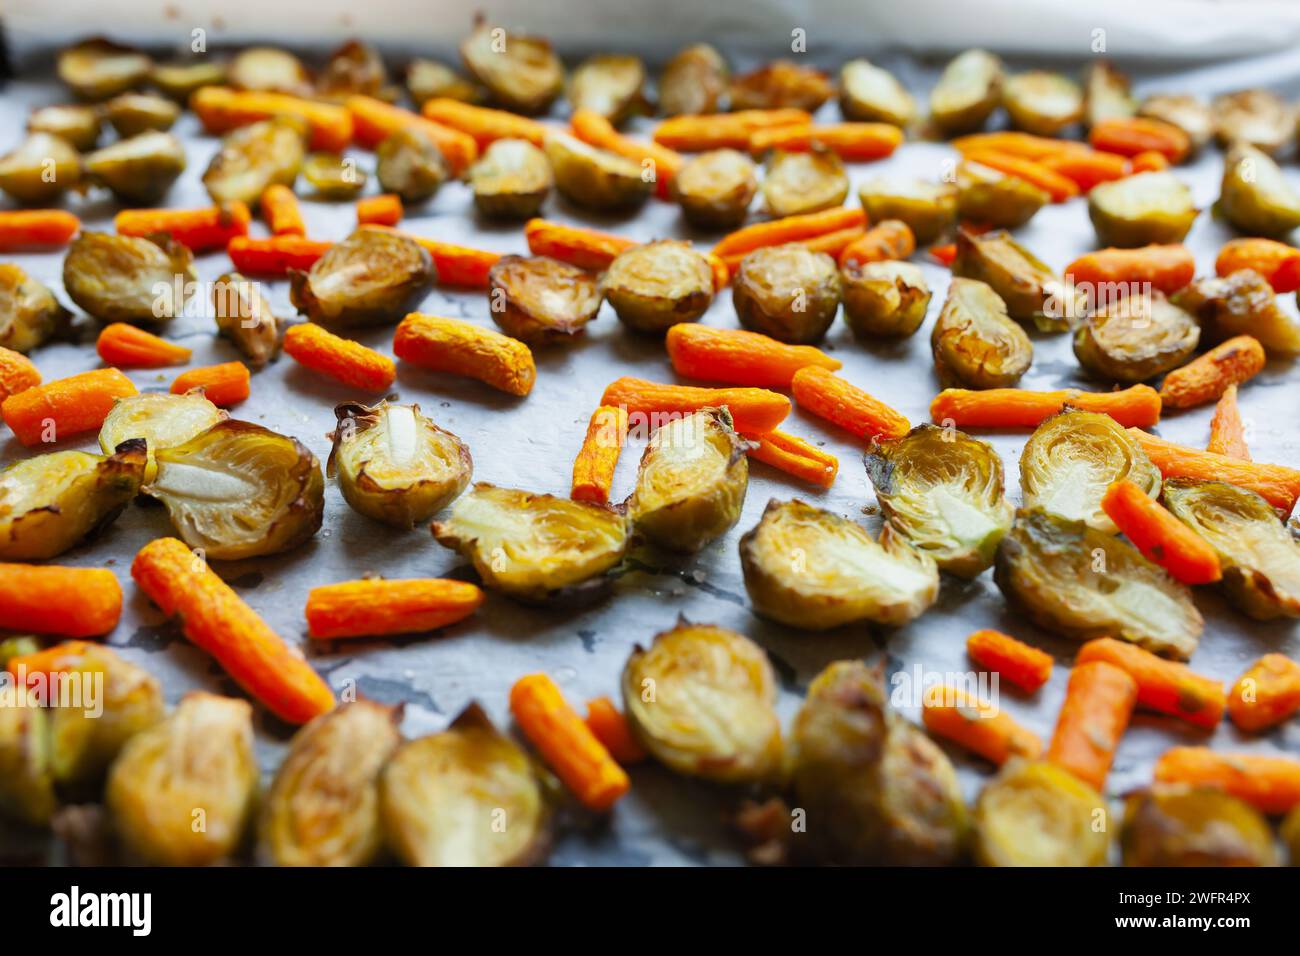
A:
[627,408,748,553]
[302,152,368,200]
[488,255,602,345]
[290,228,434,328]
[317,40,392,100]
[106,692,257,866]
[865,424,1012,577]
[672,148,757,230]
[228,46,312,96]
[761,149,848,218]
[0,442,145,560]
[99,391,226,482]
[843,260,932,339]
[956,160,1049,230]
[1002,70,1083,136]
[432,483,630,603]
[1084,61,1135,126]
[952,229,1078,332]
[468,138,551,220]
[1172,269,1300,353]
[83,130,185,205]
[104,92,179,137]
[1074,292,1200,383]
[733,244,842,344]
[974,760,1109,867]
[1219,143,1300,238]
[1213,89,1295,156]
[63,231,196,324]
[381,703,546,867]
[149,59,227,101]
[1139,94,1213,155]
[930,49,1003,135]
[145,420,324,561]
[261,700,402,867]
[930,277,1032,388]
[995,508,1203,659]
[0,686,55,827]
[0,133,82,204]
[739,498,939,629]
[329,401,472,529]
[460,22,563,115]
[600,240,713,333]
[857,178,957,246]
[1163,478,1300,620]
[544,132,651,212]
[212,272,282,367]
[406,58,482,107]
[568,54,647,124]
[730,60,832,112]
[0,264,68,353]
[622,623,781,784]
[27,103,101,151]
[1121,786,1277,867]
[1088,171,1198,248]
[203,117,306,208]
[659,43,728,116]
[58,38,151,100]
[789,661,967,865]
[839,58,915,127]
[377,126,449,205]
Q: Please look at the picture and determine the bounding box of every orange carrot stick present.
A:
[227,235,332,276]
[1207,384,1250,460]
[0,346,41,405]
[571,109,683,200]
[387,232,499,287]
[393,312,535,397]
[260,183,305,236]
[665,323,841,389]
[966,629,1053,693]
[748,122,903,162]
[0,210,80,250]
[1154,747,1300,815]
[654,109,812,151]
[600,376,790,434]
[739,429,838,487]
[1040,149,1130,191]
[95,323,191,368]
[1159,335,1264,410]
[5,640,96,681]
[524,218,636,271]
[931,384,1162,430]
[584,696,647,765]
[0,563,121,637]
[170,361,250,407]
[1065,244,1195,296]
[283,323,395,391]
[790,366,909,441]
[422,97,548,148]
[952,131,1090,160]
[1129,150,1170,173]
[1089,117,1191,163]
[1077,637,1226,729]
[838,219,915,269]
[356,193,403,227]
[1047,660,1137,792]
[1216,237,1300,293]
[114,202,250,252]
[1228,654,1300,732]
[1,367,137,446]
[190,86,353,152]
[929,242,958,267]
[712,206,867,261]
[1100,479,1222,585]
[922,686,1042,766]
[571,405,629,504]
[304,578,484,640]
[960,149,1081,203]
[345,94,477,175]
[758,225,865,273]
[1129,428,1300,515]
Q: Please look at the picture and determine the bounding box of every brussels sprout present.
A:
[732,244,842,344]
[58,38,151,100]
[0,133,82,204]
[0,442,145,560]
[99,391,226,482]
[63,231,196,324]
[1213,89,1295,156]
[672,148,757,230]
[1088,171,1198,248]
[83,130,186,204]
[0,686,55,827]
[106,692,257,866]
[952,228,1079,332]
[1163,478,1300,620]
[432,483,630,603]
[730,60,833,112]
[659,43,728,116]
[0,265,67,353]
[761,149,848,219]
[290,228,434,328]
[1083,61,1135,126]
[487,255,602,345]
[1219,143,1300,238]
[839,58,915,127]
[1002,71,1083,136]
[788,661,968,865]
[544,132,651,212]
[995,508,1203,659]
[739,498,939,629]
[406,58,482,107]
[317,40,392,100]
[843,260,932,339]
[328,401,472,529]
[627,408,748,553]
[1121,786,1277,867]
[1284,804,1300,864]
[930,276,1032,388]
[857,178,958,246]
[929,49,1003,136]
[956,160,1049,230]
[568,54,647,125]
[27,103,102,151]
[149,59,227,101]
[104,92,179,137]
[145,420,324,560]
[1172,269,1300,353]
[622,623,781,784]
[202,117,306,208]
[1073,292,1200,383]
[212,272,282,367]
[378,127,449,206]
[974,760,1109,866]
[865,424,1013,577]
[261,700,402,867]
[228,46,312,95]
[600,240,713,333]
[302,152,367,200]
[1138,94,1213,155]
[381,703,547,867]
[468,138,550,219]
[460,22,563,115]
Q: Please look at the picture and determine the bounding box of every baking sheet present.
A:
[2,39,1299,866]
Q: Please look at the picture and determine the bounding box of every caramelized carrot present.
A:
[952,131,1089,161]
[665,323,841,388]
[960,149,1081,203]
[369,227,500,287]
[922,687,1042,766]
[1207,384,1250,460]
[712,206,867,262]
[740,429,838,487]
[524,218,636,271]
[776,225,867,271]
[283,323,395,391]
[1047,660,1137,792]
[422,97,548,148]
[966,629,1053,693]
[96,323,191,368]
[114,202,250,252]
[1228,654,1300,732]
[0,210,80,250]
[260,183,305,236]
[792,367,909,441]
[929,242,958,267]
[1154,748,1300,815]
[1077,638,1226,729]
[1100,479,1222,585]
[600,377,790,434]
[584,696,647,765]
[1065,244,1195,296]
[0,563,121,637]
[2,367,136,446]
[227,235,332,276]
[304,578,484,640]
[747,122,903,162]
[393,313,535,397]
[345,94,477,175]
[1129,428,1300,515]
[571,109,683,200]
[0,346,41,404]
[1129,149,1169,173]
[571,405,629,504]
[1216,238,1300,293]
[190,85,353,152]
[170,361,250,407]
[356,193,402,227]
[838,219,915,269]
[654,109,812,151]
[1089,117,1191,163]
[1159,335,1265,409]
[931,385,1162,429]
[5,641,95,681]
[1040,149,1130,191]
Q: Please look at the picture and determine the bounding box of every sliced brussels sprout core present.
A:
[317,40,391,100]
[930,276,1032,388]
[0,686,56,827]
[145,420,324,560]
[1073,292,1200,384]
[99,391,226,482]
[83,130,186,205]
[58,38,152,100]
[0,133,82,204]
[839,59,915,127]
[1138,94,1213,155]
[468,138,551,220]
[659,43,728,116]
[228,46,312,95]
[1219,143,1300,238]
[1172,269,1300,353]
[0,263,67,353]
[600,240,714,334]
[1121,786,1277,867]
[1212,89,1295,156]
[303,152,368,200]
[672,148,758,230]
[857,178,958,246]
[431,483,630,602]
[1084,61,1135,126]
[974,760,1110,867]
[568,54,647,124]
[995,508,1203,659]
[622,623,781,784]
[203,118,306,208]
[1002,71,1083,136]
[212,272,282,367]
[956,160,1049,230]
[290,228,434,328]
[27,103,102,151]
[739,498,939,630]
[329,401,472,528]
[1088,171,1198,249]
[460,22,564,115]
[487,255,602,345]
[733,243,842,344]
[865,424,1012,578]
[104,92,180,137]
[380,703,547,866]
[761,149,849,219]
[406,58,482,107]
[843,260,932,339]
[149,59,227,101]
[544,132,652,212]
[930,49,1003,135]
[63,231,196,324]
[952,229,1078,332]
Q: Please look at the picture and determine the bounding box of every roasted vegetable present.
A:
[329,401,472,528]
[104,92,180,137]
[317,40,391,100]
[659,43,728,116]
[1074,292,1200,383]
[730,60,832,112]
[83,131,185,204]
[995,508,1203,659]
[145,419,324,560]
[952,229,1078,332]
[955,159,1049,230]
[27,103,101,151]
[839,59,914,127]
[1002,71,1083,136]
[739,498,938,629]
[212,272,282,367]
[488,254,602,345]
[1138,94,1213,155]
[544,132,651,212]
[468,138,551,219]
[0,686,55,827]
[1084,61,1135,126]
[857,178,957,246]
[203,117,306,208]
[290,228,434,327]
[261,700,402,867]
[622,623,780,783]
[58,38,151,100]
[568,54,646,125]
[303,152,367,200]
[672,148,758,229]
[460,22,563,115]
[600,240,713,333]
[1122,786,1277,866]
[974,760,1109,866]
[930,277,1032,388]
[1219,143,1300,238]
[106,692,257,866]
[376,127,448,205]
[732,244,842,344]
[432,483,630,602]
[930,49,1003,135]
[228,46,312,95]
[1173,269,1300,353]
[1284,804,1300,864]
[1213,89,1294,156]
[0,264,67,354]
[1088,171,1198,248]
[843,260,931,339]
[406,58,481,107]
[98,391,226,482]
[63,232,196,324]
[149,59,227,101]
[0,133,82,204]
[761,149,848,218]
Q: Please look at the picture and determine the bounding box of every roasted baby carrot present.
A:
[654,108,812,151]
[356,193,403,227]
[510,672,630,812]
[114,202,250,252]
[929,242,958,267]
[1129,150,1170,173]
[393,312,535,397]
[712,206,867,262]
[1047,660,1137,793]
[1207,384,1250,460]
[283,323,395,391]
[790,366,909,441]
[0,209,80,250]
[952,131,1089,161]
[1077,638,1226,729]
[524,218,637,271]
[1065,244,1195,296]
[600,376,790,434]
[1159,335,1265,409]
[422,97,548,148]
[739,429,838,487]
[931,384,1162,429]
[1129,428,1300,515]
[571,109,683,200]
[773,225,867,272]
[260,183,305,236]
[1216,237,1300,293]
[304,578,484,640]
[170,361,250,407]
[132,537,334,724]
[1100,479,1222,585]
[0,347,40,404]
[748,122,903,161]
[345,94,477,175]
[0,563,121,637]
[5,641,95,681]
[838,219,915,269]
[1089,117,1191,163]
[190,85,353,152]
[584,696,647,765]
[960,149,1080,203]
[1154,747,1300,815]
[366,226,500,287]
[665,323,841,388]
[1040,149,1130,191]
[2,367,136,446]
[1228,654,1300,732]
[966,629,1053,693]
[922,686,1042,766]
[227,235,332,276]
[95,323,191,368]
[571,405,629,504]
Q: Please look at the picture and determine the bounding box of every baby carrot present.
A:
[584,696,647,765]
[748,122,903,162]
[190,86,353,152]
[0,347,41,404]
[114,202,250,252]
[260,183,305,236]
[1089,117,1190,163]
[1065,244,1195,296]
[654,108,812,151]
[0,563,121,637]
[510,672,630,812]
[1040,149,1130,191]
[5,641,96,681]
[838,219,915,269]
[931,385,1162,430]
[952,131,1089,161]
[1228,654,1300,732]
[524,218,636,271]
[929,242,958,267]
[356,193,403,227]
[922,686,1042,766]
[790,366,909,441]
[1100,479,1222,584]
[1129,150,1169,173]
[227,235,332,276]
[304,578,484,640]
[571,405,629,504]
[171,361,250,407]
[1216,237,1300,293]
[600,376,790,434]
[422,97,548,148]
[739,429,838,488]
[1129,428,1300,515]
[2,367,137,446]
[1077,638,1226,729]
[1047,660,1137,793]
[966,629,1053,693]
[960,149,1081,202]
[1159,335,1265,410]
[571,109,683,200]
[0,210,80,250]
[283,323,395,391]
[345,94,477,175]
[391,233,498,288]
[771,225,866,273]
[393,312,535,397]
[665,323,841,389]
[95,322,191,368]
[1207,384,1250,460]
[132,537,335,725]
[1154,747,1300,815]
[712,206,867,262]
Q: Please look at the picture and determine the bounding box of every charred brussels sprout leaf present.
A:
[212,272,282,367]
[228,46,312,96]
[1073,293,1199,383]
[0,686,56,827]
[1088,171,1198,248]
[1002,70,1083,136]
[0,264,68,353]
[568,54,648,125]
[857,178,958,246]
[974,760,1110,866]
[1121,786,1277,867]
[203,118,306,208]
[406,58,482,107]
[733,244,842,344]
[149,59,227,101]
[1138,94,1213,155]
[104,92,180,137]
[601,240,714,333]
[0,133,82,204]
[1172,269,1300,353]
[956,160,1048,230]
[290,228,434,327]
[843,260,932,339]
[761,149,848,219]
[27,103,102,151]
[378,127,449,205]
[544,132,651,212]
[83,130,186,205]
[930,277,1032,388]
[468,138,551,220]
[63,232,197,324]
[1219,143,1300,238]
[730,60,832,112]
[659,44,728,117]
[930,49,1003,136]
[58,38,151,101]
[488,255,602,345]
[460,22,564,115]
[1212,89,1295,156]
[672,148,758,230]
[99,391,226,482]
[303,152,368,200]
[952,229,1078,332]
[839,59,914,127]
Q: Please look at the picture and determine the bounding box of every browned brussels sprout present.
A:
[761,149,848,218]
[1088,171,1198,248]
[468,138,550,219]
[1139,94,1213,155]
[83,131,186,204]
[956,159,1049,230]
[63,232,196,324]
[1283,804,1300,864]
[600,240,713,333]
[1084,61,1135,126]
[839,59,914,127]
[406,58,482,107]
[99,391,226,482]
[672,148,757,230]
[317,40,392,100]
[544,132,651,212]
[930,277,1032,388]
[930,49,1003,136]
[212,272,282,367]
[0,264,68,353]
[1121,786,1277,866]
[952,228,1079,332]
[0,133,82,204]
[104,92,180,137]
[58,38,151,100]
[228,46,312,96]
[1172,269,1300,353]
[203,117,306,208]
[568,54,648,125]
[659,43,728,116]
[27,103,102,151]
[1212,89,1295,156]
[460,22,564,115]
[843,260,931,339]
[302,152,368,200]
[1219,143,1300,238]
[858,178,958,245]
[731,60,832,112]
[1073,292,1200,383]
[290,228,433,328]
[733,244,842,344]
[0,686,55,827]
[488,255,602,345]
[1002,70,1083,136]
[974,760,1110,866]
[149,59,227,101]
[378,127,449,205]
